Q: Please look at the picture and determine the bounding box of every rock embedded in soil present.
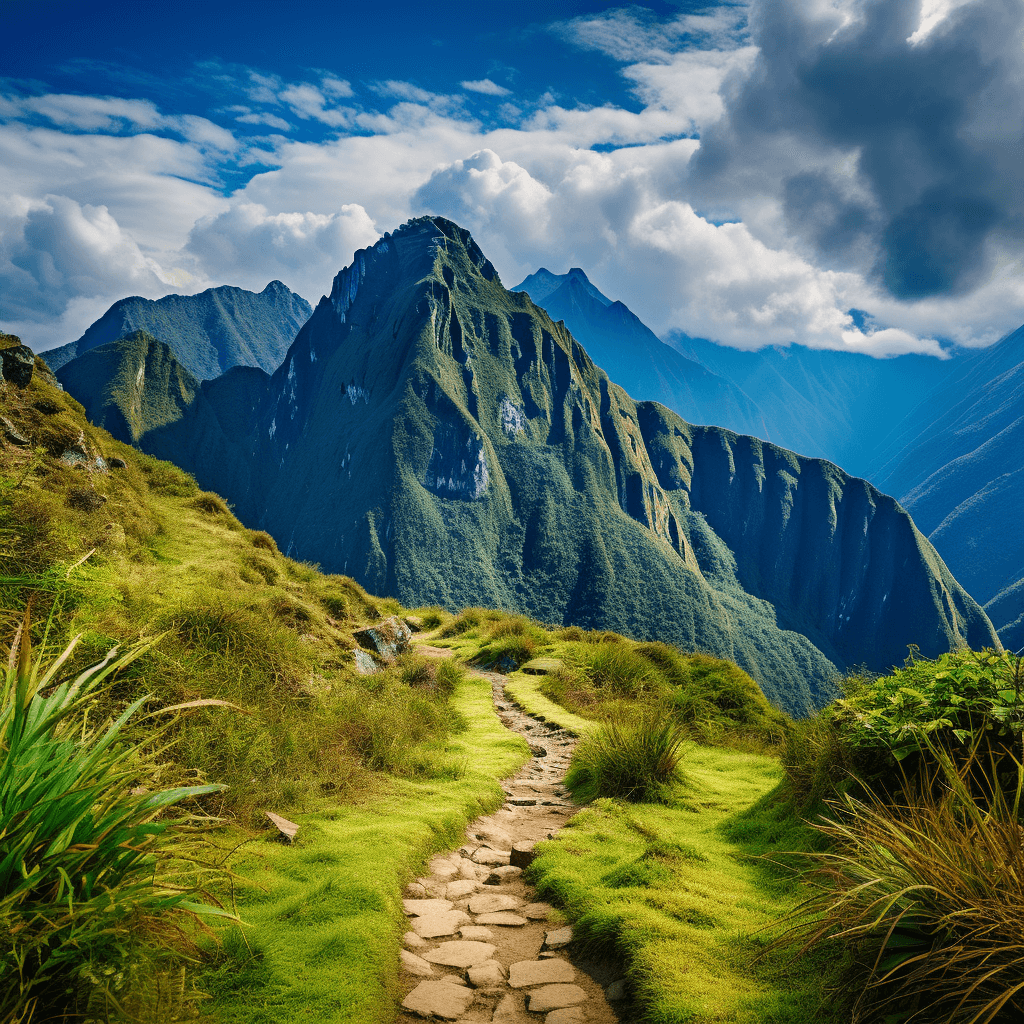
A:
[468,893,522,914]
[401,980,475,1019]
[526,984,588,1013]
[605,979,626,1000]
[446,879,479,898]
[545,1009,585,1024]
[404,898,454,915]
[543,927,573,950]
[421,940,498,968]
[410,911,471,938]
[522,902,554,920]
[400,949,435,977]
[509,841,537,868]
[404,931,427,949]
[508,959,575,988]
[476,912,528,927]
[467,960,506,988]
[472,847,512,865]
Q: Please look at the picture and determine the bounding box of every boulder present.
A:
[353,648,378,675]
[0,345,35,388]
[353,615,412,661]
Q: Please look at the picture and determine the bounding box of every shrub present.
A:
[583,642,654,697]
[0,610,227,1023]
[565,716,688,803]
[780,739,1024,1024]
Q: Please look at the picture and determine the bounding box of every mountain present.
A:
[665,334,954,478]
[871,324,1024,651]
[54,217,997,715]
[42,281,311,380]
[513,269,766,438]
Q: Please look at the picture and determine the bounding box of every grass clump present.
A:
[781,739,1024,1024]
[0,611,227,1023]
[565,717,687,803]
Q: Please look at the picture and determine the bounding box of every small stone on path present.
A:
[403,898,453,916]
[404,931,427,949]
[508,959,575,988]
[543,927,573,950]
[400,949,434,977]
[401,980,475,1019]
[605,979,626,1000]
[446,879,479,898]
[522,902,554,920]
[472,847,511,865]
[410,910,471,938]
[476,912,528,926]
[467,959,506,988]
[468,893,522,914]
[526,984,588,1013]
[422,940,497,968]
[545,1009,585,1024]
[459,925,494,941]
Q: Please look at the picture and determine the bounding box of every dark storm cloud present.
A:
[691,0,1024,300]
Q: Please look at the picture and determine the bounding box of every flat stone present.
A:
[422,940,498,968]
[457,859,485,881]
[543,927,573,950]
[545,1009,585,1024]
[474,824,514,847]
[510,841,537,869]
[472,847,511,866]
[523,903,554,920]
[405,882,428,899]
[508,959,575,988]
[401,980,475,1019]
[468,893,522,915]
[410,911,472,938]
[404,931,427,949]
[404,898,454,916]
[508,798,537,806]
[467,959,506,988]
[446,879,480,898]
[526,985,588,1013]
[459,925,494,941]
[430,862,460,880]
[492,993,521,1021]
[400,949,435,977]
[605,979,626,1000]
[476,912,528,926]
[485,866,523,884]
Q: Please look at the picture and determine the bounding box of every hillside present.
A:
[871,323,1024,650]
[52,218,998,716]
[41,280,311,380]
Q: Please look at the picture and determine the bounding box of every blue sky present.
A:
[2,0,1022,357]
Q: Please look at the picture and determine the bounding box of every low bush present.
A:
[0,611,227,1023]
[565,716,688,803]
[780,738,1024,1024]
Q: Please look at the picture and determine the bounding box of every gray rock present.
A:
[401,980,475,1019]
[467,959,505,988]
[510,841,537,869]
[526,985,588,1013]
[353,615,412,661]
[543,927,573,951]
[473,824,515,847]
[400,949,435,977]
[421,940,497,968]
[0,416,29,446]
[108,457,127,469]
[353,648,378,674]
[508,959,575,988]
[605,979,627,1001]
[0,346,35,388]
[529,743,547,756]
[523,902,554,920]
[468,893,522,915]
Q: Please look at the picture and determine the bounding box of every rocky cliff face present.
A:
[53,217,999,715]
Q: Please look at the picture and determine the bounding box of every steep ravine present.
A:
[397,648,620,1023]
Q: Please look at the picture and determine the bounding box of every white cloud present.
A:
[185,201,378,302]
[321,76,354,98]
[279,84,351,127]
[461,79,511,97]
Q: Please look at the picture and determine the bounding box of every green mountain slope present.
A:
[42,280,311,380]
[54,218,998,715]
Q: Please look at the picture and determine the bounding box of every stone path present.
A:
[397,652,623,1023]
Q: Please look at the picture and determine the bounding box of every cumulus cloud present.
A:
[461,79,511,97]
[185,201,378,301]
[689,0,1024,301]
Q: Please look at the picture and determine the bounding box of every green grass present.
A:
[529,744,848,1023]
[200,670,528,1023]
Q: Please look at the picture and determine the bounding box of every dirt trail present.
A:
[396,650,621,1023]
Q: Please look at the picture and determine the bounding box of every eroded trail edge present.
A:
[397,653,621,1023]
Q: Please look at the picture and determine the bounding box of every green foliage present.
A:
[780,739,1024,1024]
[0,612,227,1023]
[565,717,688,803]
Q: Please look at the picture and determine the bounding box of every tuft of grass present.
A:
[565,716,688,803]
[779,738,1024,1024]
[0,610,228,1023]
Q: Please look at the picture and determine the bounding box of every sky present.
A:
[1,0,1022,359]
